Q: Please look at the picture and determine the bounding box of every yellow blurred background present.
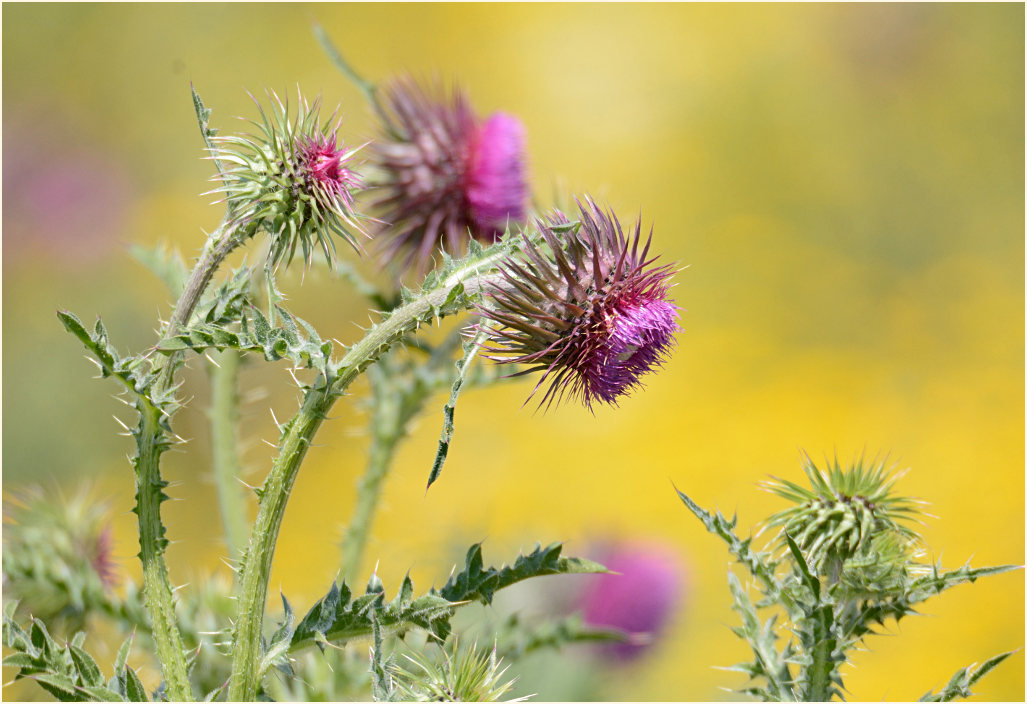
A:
[3,3,1023,701]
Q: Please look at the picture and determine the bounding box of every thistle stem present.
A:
[228,271,495,701]
[133,224,249,701]
[208,349,249,562]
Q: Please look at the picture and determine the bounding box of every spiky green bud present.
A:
[762,453,924,581]
[209,89,366,269]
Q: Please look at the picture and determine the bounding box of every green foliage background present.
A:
[3,4,1023,700]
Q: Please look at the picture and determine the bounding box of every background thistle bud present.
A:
[368,76,528,274]
[479,198,680,410]
[210,89,365,269]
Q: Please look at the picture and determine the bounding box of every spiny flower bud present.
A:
[479,198,680,410]
[368,76,528,274]
[763,453,924,578]
[210,89,365,269]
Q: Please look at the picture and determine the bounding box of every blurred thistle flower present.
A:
[479,198,679,410]
[2,486,119,626]
[209,89,366,269]
[762,453,925,580]
[579,542,685,662]
[367,76,528,274]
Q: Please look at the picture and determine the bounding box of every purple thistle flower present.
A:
[579,542,685,662]
[479,198,680,410]
[368,76,528,274]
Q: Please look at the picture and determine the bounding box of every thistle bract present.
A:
[480,198,679,410]
[210,90,365,269]
[368,76,528,274]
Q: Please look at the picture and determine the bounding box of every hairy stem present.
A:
[805,605,836,702]
[134,225,249,701]
[208,349,249,562]
[228,272,494,701]
[133,405,192,701]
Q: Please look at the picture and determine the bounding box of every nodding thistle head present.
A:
[763,453,924,580]
[368,76,528,274]
[479,198,680,411]
[210,89,365,269]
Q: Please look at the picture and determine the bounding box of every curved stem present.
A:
[228,273,494,701]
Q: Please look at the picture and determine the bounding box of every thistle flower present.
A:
[368,76,528,273]
[2,486,119,625]
[210,89,365,269]
[579,542,685,662]
[479,198,679,410]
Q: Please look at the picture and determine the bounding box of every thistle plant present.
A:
[3,26,682,703]
[677,453,1021,702]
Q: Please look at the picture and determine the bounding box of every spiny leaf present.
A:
[919,651,1016,702]
[426,324,490,490]
[290,543,605,653]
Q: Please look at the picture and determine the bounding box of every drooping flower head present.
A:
[210,89,365,269]
[368,76,528,274]
[479,198,680,410]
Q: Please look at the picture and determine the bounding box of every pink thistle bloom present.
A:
[580,542,685,662]
[369,77,528,274]
[479,198,680,410]
[300,133,363,214]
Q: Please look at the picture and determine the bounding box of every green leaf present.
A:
[919,651,1016,702]
[68,644,105,688]
[426,324,490,490]
[441,542,607,605]
[2,652,39,669]
[676,488,793,611]
[77,685,127,702]
[290,543,605,653]
[123,667,148,702]
[31,673,83,701]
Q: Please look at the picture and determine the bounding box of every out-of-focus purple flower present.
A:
[3,117,131,265]
[580,542,685,662]
[368,76,528,274]
[479,197,680,410]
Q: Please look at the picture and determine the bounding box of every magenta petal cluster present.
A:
[369,77,528,273]
[465,112,528,236]
[301,133,362,209]
[479,198,680,410]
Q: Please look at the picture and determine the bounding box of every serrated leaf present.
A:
[919,651,1016,702]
